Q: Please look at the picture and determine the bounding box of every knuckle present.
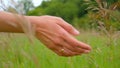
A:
[55,17,63,21]
[56,17,63,20]
[53,38,62,45]
[59,31,66,36]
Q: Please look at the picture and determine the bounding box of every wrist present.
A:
[25,16,37,26]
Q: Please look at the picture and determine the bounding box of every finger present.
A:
[58,39,89,54]
[77,48,91,54]
[56,47,82,57]
[45,43,83,57]
[57,18,80,36]
[61,30,91,50]
[76,41,92,50]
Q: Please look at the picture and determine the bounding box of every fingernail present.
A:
[74,29,80,35]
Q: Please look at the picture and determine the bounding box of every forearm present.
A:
[0,11,27,33]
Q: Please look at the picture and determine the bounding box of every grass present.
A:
[0,31,120,68]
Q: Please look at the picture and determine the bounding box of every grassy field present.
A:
[0,31,120,68]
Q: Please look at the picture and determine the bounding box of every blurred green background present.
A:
[26,0,120,31]
[0,0,120,68]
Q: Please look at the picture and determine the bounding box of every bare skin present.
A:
[0,11,91,57]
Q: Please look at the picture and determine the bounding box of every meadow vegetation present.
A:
[0,0,120,68]
[0,30,120,68]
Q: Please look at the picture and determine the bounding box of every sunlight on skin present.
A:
[0,11,91,57]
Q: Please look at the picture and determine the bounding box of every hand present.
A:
[27,15,91,57]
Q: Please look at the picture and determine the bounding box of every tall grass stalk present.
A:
[0,0,120,68]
